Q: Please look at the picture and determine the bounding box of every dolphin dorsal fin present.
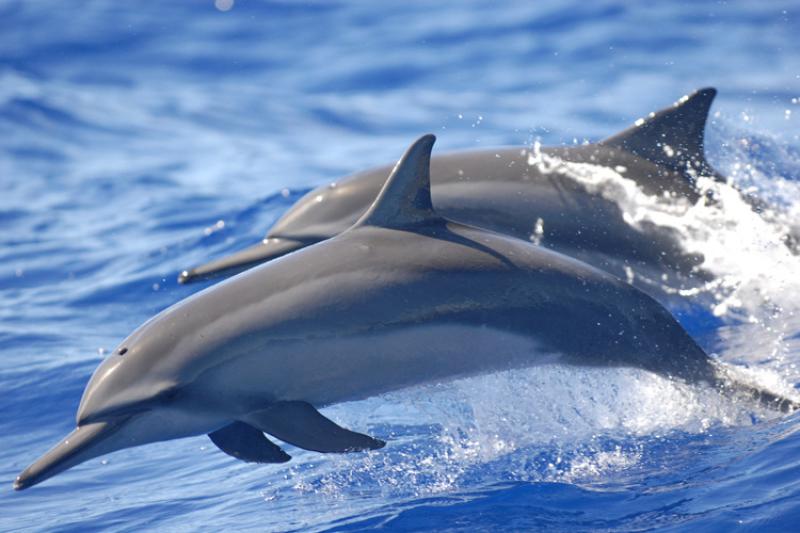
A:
[355,134,437,228]
[600,87,720,181]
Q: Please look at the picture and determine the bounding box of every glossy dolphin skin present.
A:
[180,88,725,287]
[15,135,795,491]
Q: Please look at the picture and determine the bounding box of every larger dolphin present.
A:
[15,135,795,491]
[179,88,737,291]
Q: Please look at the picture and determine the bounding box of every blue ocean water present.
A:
[2,0,800,530]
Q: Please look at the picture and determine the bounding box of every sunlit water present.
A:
[1,1,799,531]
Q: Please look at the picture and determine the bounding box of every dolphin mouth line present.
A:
[14,417,128,491]
[77,404,152,426]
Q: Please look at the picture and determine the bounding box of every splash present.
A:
[529,136,800,379]
[266,364,783,502]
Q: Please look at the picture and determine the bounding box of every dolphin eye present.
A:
[117,347,128,356]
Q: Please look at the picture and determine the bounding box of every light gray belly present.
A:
[203,324,560,410]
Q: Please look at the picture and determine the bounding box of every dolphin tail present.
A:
[600,87,724,185]
[178,237,305,284]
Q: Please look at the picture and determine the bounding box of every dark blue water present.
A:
[2,1,800,531]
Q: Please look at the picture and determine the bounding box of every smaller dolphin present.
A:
[178,88,740,290]
[15,135,796,491]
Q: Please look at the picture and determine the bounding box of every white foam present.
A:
[270,363,790,498]
[527,140,800,379]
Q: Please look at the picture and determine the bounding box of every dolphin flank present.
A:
[15,134,797,491]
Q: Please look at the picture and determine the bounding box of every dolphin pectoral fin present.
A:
[245,401,385,453]
[208,421,291,463]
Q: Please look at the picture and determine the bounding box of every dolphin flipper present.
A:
[208,421,292,463]
[245,401,385,453]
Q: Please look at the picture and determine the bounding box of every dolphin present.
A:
[179,88,743,291]
[15,135,796,491]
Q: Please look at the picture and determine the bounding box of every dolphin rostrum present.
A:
[15,135,796,491]
[180,88,760,291]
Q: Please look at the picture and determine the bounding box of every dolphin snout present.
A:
[178,237,307,283]
[14,420,123,490]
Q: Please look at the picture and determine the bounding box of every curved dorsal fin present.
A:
[600,87,720,180]
[355,134,437,228]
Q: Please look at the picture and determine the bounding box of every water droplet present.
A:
[214,0,234,12]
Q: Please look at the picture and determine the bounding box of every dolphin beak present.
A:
[178,237,306,284]
[13,420,125,491]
